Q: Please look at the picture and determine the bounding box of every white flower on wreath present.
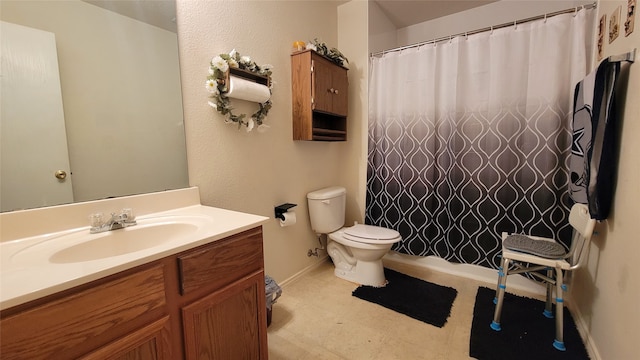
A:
[205,79,218,93]
[211,55,229,73]
[246,118,255,132]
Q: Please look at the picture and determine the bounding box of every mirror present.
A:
[1,0,188,212]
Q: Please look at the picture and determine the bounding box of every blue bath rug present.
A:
[470,286,590,360]
[352,268,457,328]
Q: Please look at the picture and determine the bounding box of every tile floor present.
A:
[267,259,544,360]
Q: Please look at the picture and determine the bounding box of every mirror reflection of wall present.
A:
[0,0,188,212]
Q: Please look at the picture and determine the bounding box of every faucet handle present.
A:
[89,213,105,227]
[121,208,135,221]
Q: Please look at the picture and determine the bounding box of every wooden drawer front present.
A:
[178,227,263,295]
[1,265,166,360]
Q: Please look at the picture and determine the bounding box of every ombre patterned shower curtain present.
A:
[366,9,594,268]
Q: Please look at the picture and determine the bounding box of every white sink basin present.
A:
[50,223,199,263]
[10,215,211,265]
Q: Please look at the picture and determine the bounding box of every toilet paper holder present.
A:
[275,203,297,220]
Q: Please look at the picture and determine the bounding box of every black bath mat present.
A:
[352,268,457,327]
[470,286,589,360]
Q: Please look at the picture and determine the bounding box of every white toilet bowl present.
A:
[307,186,402,287]
[327,224,401,287]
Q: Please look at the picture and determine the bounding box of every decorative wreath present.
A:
[206,49,273,132]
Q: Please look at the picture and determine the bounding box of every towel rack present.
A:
[608,48,636,63]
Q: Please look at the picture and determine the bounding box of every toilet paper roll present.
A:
[227,75,271,103]
[279,212,296,227]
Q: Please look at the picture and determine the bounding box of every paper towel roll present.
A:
[279,212,296,227]
[227,75,271,103]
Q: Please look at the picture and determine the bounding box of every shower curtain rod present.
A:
[370,2,597,57]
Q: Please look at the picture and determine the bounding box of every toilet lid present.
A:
[343,224,401,244]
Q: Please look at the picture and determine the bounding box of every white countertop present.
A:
[0,204,268,310]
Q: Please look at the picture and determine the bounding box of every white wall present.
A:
[397,0,594,48]
[571,2,640,359]
[176,0,353,283]
[368,0,397,54]
[339,1,370,226]
[366,0,595,53]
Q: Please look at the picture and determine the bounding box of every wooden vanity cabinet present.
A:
[0,226,267,360]
[292,49,348,141]
[178,226,268,359]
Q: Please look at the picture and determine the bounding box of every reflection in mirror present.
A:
[0,0,188,212]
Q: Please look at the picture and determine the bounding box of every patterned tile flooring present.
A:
[267,260,543,360]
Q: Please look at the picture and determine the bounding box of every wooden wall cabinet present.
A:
[0,227,267,360]
[292,49,348,141]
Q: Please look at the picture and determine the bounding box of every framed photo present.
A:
[609,6,621,43]
[598,14,606,60]
[625,0,636,36]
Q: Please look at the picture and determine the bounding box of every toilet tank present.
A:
[307,186,346,234]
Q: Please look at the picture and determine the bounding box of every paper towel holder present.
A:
[222,68,270,88]
[275,203,297,220]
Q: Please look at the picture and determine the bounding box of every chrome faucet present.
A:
[89,208,137,233]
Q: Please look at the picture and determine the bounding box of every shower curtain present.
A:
[366,9,594,268]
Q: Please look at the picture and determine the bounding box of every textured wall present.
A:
[176,0,354,282]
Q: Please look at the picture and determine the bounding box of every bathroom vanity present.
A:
[0,188,269,359]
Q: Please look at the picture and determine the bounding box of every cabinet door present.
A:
[330,65,348,116]
[80,317,172,360]
[312,54,335,114]
[311,54,348,117]
[182,272,268,360]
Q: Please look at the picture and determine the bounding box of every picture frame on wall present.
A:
[609,6,621,43]
[625,0,636,36]
[598,14,606,60]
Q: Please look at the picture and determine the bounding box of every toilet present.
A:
[307,186,402,287]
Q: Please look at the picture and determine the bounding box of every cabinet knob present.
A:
[334,89,339,95]
[328,88,334,93]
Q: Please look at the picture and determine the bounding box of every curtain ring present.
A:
[573,6,578,16]
[513,20,517,30]
[449,35,452,44]
[490,26,494,35]
[544,13,547,23]
[433,40,437,48]
[465,32,468,40]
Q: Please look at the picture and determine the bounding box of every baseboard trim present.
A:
[278,255,330,288]
[566,297,601,360]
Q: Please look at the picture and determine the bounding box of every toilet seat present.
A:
[343,224,401,244]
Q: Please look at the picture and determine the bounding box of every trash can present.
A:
[265,275,282,327]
